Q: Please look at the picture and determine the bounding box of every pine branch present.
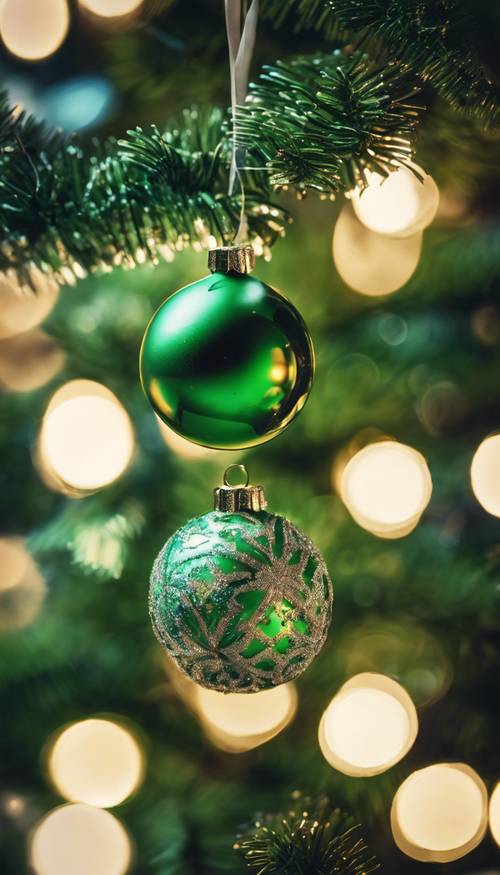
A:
[0,98,286,286]
[262,0,500,129]
[235,793,380,875]
[238,50,422,194]
[29,498,146,580]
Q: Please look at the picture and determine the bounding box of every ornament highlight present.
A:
[48,718,143,808]
[140,246,314,449]
[340,440,432,538]
[39,380,135,495]
[149,465,333,692]
[351,165,439,238]
[333,205,422,296]
[0,0,69,61]
[490,783,500,846]
[471,434,500,517]
[318,673,418,777]
[195,683,297,752]
[30,804,131,875]
[391,763,488,862]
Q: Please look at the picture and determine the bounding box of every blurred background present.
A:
[0,1,500,873]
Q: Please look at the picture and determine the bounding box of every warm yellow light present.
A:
[0,330,64,393]
[318,673,417,777]
[30,803,132,875]
[0,537,29,591]
[333,205,422,296]
[351,165,439,237]
[0,540,46,631]
[40,380,134,494]
[391,763,488,862]
[49,719,143,808]
[195,683,297,753]
[79,0,143,18]
[340,440,432,537]
[0,0,69,61]
[471,434,500,517]
[0,273,59,340]
[156,417,218,460]
[490,782,500,846]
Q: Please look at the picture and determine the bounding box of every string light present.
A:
[39,380,135,495]
[471,434,500,517]
[318,673,418,776]
[351,165,439,237]
[79,0,143,18]
[30,803,132,875]
[0,273,59,340]
[194,683,297,752]
[489,782,500,846]
[0,0,69,61]
[48,719,143,808]
[0,538,46,631]
[333,205,422,296]
[391,763,488,862]
[340,440,432,538]
[0,331,64,393]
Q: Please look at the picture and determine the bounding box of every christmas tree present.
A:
[1,1,500,873]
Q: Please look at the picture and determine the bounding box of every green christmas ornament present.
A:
[140,245,314,450]
[149,465,333,693]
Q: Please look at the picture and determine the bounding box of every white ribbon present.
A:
[225,0,259,242]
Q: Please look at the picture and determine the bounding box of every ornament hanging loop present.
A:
[214,465,267,512]
[224,463,250,487]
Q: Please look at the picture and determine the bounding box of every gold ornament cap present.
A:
[208,245,255,275]
[214,464,267,512]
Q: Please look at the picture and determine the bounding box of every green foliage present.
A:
[29,499,145,580]
[235,793,379,874]
[262,0,500,129]
[0,97,285,286]
[237,50,421,193]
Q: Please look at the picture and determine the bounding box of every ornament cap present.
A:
[208,245,255,275]
[214,464,267,512]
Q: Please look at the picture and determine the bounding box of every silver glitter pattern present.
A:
[149,510,333,693]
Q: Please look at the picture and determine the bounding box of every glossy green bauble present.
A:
[149,510,333,693]
[140,271,314,449]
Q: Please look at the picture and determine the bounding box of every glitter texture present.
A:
[149,510,333,692]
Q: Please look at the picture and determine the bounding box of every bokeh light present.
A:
[0,330,64,393]
[30,803,132,875]
[391,763,488,862]
[157,416,219,460]
[39,380,135,495]
[333,205,422,296]
[49,719,144,808]
[0,273,59,340]
[490,783,500,846]
[338,619,453,708]
[0,538,46,632]
[195,683,297,753]
[41,76,116,131]
[351,165,439,237]
[0,0,69,61]
[471,434,500,517]
[318,673,418,776]
[340,440,432,537]
[79,0,143,18]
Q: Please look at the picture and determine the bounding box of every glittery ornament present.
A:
[139,245,314,450]
[149,466,333,692]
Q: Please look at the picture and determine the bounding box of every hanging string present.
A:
[224,0,259,244]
